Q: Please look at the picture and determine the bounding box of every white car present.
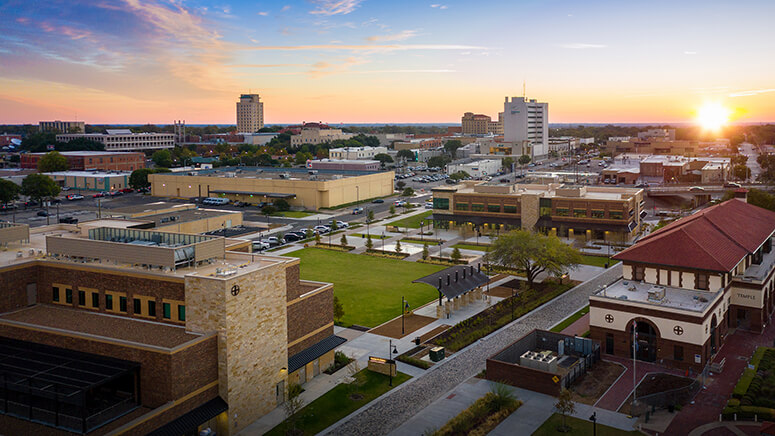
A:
[334,221,349,229]
[313,225,331,233]
[252,241,270,251]
[66,194,84,201]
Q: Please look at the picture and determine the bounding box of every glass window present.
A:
[133,298,142,315]
[539,207,552,216]
[106,294,113,310]
[555,208,569,216]
[432,198,449,210]
[697,274,709,290]
[455,203,469,211]
[78,291,86,306]
[471,203,485,212]
[674,345,684,361]
[148,300,156,317]
[633,266,645,281]
[487,204,501,213]
[65,289,73,304]
[52,287,59,302]
[609,211,623,220]
[504,205,517,214]
[163,303,171,319]
[591,210,605,219]
[119,296,127,313]
[91,292,99,308]
[573,209,587,218]
[178,305,186,321]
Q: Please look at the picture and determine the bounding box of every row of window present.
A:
[454,203,519,214]
[554,208,624,220]
[52,286,186,322]
[631,267,710,290]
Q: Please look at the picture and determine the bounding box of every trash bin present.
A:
[414,336,421,346]
[429,346,445,362]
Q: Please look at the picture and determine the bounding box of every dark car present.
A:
[36,210,49,217]
[59,217,78,224]
[371,199,384,203]
[283,233,302,243]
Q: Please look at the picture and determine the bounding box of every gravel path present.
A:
[324,264,623,436]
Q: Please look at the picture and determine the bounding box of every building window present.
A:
[65,288,73,304]
[52,286,60,302]
[455,203,469,211]
[119,296,127,312]
[696,274,709,290]
[106,294,113,311]
[148,300,156,317]
[633,266,645,281]
[573,209,587,218]
[471,203,485,212]
[504,205,517,214]
[133,298,141,315]
[178,305,186,321]
[163,303,171,319]
[591,210,605,219]
[433,198,449,210]
[91,292,100,308]
[609,211,623,220]
[555,208,569,216]
[487,204,501,213]
[674,345,684,361]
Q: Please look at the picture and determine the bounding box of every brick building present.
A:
[0,222,339,435]
[589,199,775,371]
[21,151,146,171]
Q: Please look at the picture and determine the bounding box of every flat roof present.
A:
[210,189,296,198]
[141,208,240,227]
[44,170,131,177]
[593,278,721,313]
[29,151,142,156]
[160,165,388,180]
[107,201,195,216]
[0,305,204,349]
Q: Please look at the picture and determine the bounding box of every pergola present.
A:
[413,264,489,318]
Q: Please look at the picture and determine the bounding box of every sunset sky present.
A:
[1,0,774,125]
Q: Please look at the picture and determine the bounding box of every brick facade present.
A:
[486,359,561,396]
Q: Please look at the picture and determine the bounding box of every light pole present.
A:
[356,185,359,205]
[438,237,442,259]
[401,296,410,335]
[589,412,597,436]
[381,232,385,252]
[388,339,397,386]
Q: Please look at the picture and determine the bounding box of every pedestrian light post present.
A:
[401,296,410,335]
[388,339,398,386]
[589,412,597,436]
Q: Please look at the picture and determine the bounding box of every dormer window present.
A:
[696,273,709,290]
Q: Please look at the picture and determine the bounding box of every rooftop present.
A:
[592,278,721,313]
[159,165,387,180]
[29,151,143,156]
[615,199,775,272]
[43,170,131,177]
[107,202,196,217]
[439,182,641,201]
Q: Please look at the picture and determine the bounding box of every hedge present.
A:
[733,369,757,398]
[396,355,431,370]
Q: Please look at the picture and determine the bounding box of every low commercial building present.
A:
[39,120,85,133]
[0,222,339,435]
[461,112,492,135]
[372,133,410,146]
[589,199,775,371]
[57,129,174,151]
[21,151,145,171]
[0,133,21,147]
[150,166,394,210]
[45,170,132,191]
[393,138,443,151]
[447,159,503,178]
[308,159,381,172]
[106,202,244,234]
[329,146,388,160]
[548,137,578,156]
[602,139,701,157]
[432,182,645,242]
[290,124,354,147]
[241,132,279,145]
[601,154,730,184]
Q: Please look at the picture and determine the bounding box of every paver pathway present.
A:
[321,264,624,435]
[594,355,685,411]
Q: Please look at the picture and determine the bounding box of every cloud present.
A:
[557,43,606,49]
[366,30,418,42]
[684,51,697,55]
[257,11,268,16]
[430,4,448,9]
[307,56,367,77]
[281,5,291,11]
[729,89,775,98]
[228,64,308,68]
[310,0,364,16]
[247,44,486,52]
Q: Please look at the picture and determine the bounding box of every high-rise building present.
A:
[236,93,264,133]
[39,120,85,133]
[502,97,548,158]
[461,112,491,135]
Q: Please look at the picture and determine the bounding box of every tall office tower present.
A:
[502,97,548,158]
[39,120,86,133]
[236,93,264,133]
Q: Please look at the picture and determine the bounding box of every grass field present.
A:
[265,370,411,436]
[273,210,315,218]
[532,413,639,436]
[550,305,589,332]
[451,243,490,251]
[283,248,444,327]
[579,255,619,268]
[386,211,433,229]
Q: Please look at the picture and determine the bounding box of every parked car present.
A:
[1,204,18,211]
[371,199,384,203]
[59,217,78,224]
[334,221,349,229]
[425,202,433,209]
[313,225,331,234]
[263,236,281,247]
[61,187,71,191]
[393,200,407,207]
[252,241,270,251]
[723,182,742,188]
[282,233,302,243]
[635,183,649,188]
[689,186,705,192]
[36,210,49,217]
[109,191,123,197]
[66,194,84,201]
[92,192,105,198]
[119,188,134,193]
[137,187,151,193]
[352,207,364,215]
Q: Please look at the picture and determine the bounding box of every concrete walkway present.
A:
[688,420,761,436]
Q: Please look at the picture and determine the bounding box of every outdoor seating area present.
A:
[413,264,490,319]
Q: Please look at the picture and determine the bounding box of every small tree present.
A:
[283,382,305,434]
[396,180,406,190]
[367,209,374,222]
[129,168,155,189]
[333,295,345,322]
[37,151,68,172]
[422,243,429,260]
[396,149,415,161]
[395,239,402,253]
[518,154,531,166]
[451,247,462,263]
[21,174,60,205]
[402,187,415,197]
[554,388,576,432]
[365,234,374,250]
[314,230,321,244]
[389,204,396,215]
[151,149,173,168]
[274,198,291,211]
[340,233,348,247]
[0,178,20,207]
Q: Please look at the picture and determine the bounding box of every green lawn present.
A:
[274,210,315,218]
[283,248,444,327]
[532,414,640,436]
[350,233,389,239]
[451,243,491,251]
[386,211,433,229]
[579,255,619,268]
[550,305,589,332]
[266,370,411,436]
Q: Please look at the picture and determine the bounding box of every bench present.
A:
[710,357,726,373]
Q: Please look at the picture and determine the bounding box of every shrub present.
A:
[740,406,775,420]
[433,392,521,436]
[733,369,757,398]
[396,355,431,370]
[728,398,740,408]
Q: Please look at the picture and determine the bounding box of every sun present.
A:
[696,102,730,131]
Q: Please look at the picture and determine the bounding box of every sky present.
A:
[0,0,774,125]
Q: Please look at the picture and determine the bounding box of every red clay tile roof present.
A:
[614,199,775,272]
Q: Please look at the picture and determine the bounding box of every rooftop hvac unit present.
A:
[647,286,666,302]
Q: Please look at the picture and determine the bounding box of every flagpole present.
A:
[633,321,637,406]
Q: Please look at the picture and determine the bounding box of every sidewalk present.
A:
[594,355,685,412]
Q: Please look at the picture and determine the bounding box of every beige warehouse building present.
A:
[150,167,394,210]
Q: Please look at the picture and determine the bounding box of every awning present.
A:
[413,265,489,300]
[209,189,296,198]
[147,397,228,436]
[288,335,347,373]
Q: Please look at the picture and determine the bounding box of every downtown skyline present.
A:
[1,0,774,125]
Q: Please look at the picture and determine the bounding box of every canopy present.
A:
[413,265,489,300]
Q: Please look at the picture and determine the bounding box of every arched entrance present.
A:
[710,315,718,355]
[630,319,658,362]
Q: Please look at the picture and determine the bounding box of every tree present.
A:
[449,171,470,181]
[367,209,374,222]
[283,382,305,434]
[0,178,20,206]
[422,243,429,260]
[748,188,775,212]
[554,388,576,432]
[443,139,462,158]
[502,156,514,171]
[373,153,394,165]
[427,155,451,169]
[396,180,406,190]
[21,174,60,205]
[274,198,291,211]
[37,151,68,172]
[340,233,348,246]
[333,296,345,321]
[151,149,173,168]
[314,230,321,244]
[518,154,531,166]
[395,240,402,253]
[396,149,415,162]
[486,230,582,288]
[731,154,749,166]
[365,234,374,250]
[389,204,396,215]
[733,164,751,181]
[451,247,462,263]
[261,204,276,216]
[129,168,155,189]
[402,187,415,197]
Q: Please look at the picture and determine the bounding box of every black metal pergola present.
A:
[0,337,140,434]
[413,264,489,305]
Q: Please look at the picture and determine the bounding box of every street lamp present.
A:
[511,287,518,321]
[589,412,597,436]
[388,339,398,386]
[381,232,385,252]
[401,296,410,335]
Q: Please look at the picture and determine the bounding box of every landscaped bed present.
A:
[617,373,696,416]
[579,254,620,268]
[551,305,590,333]
[532,413,640,436]
[265,369,411,436]
[386,210,433,229]
[724,347,775,420]
[432,385,522,436]
[451,243,491,251]
[570,360,624,405]
[283,248,444,327]
[431,279,574,352]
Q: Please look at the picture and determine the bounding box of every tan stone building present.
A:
[461,112,503,135]
[290,124,354,146]
[236,93,264,133]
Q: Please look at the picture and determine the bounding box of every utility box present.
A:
[430,346,445,362]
